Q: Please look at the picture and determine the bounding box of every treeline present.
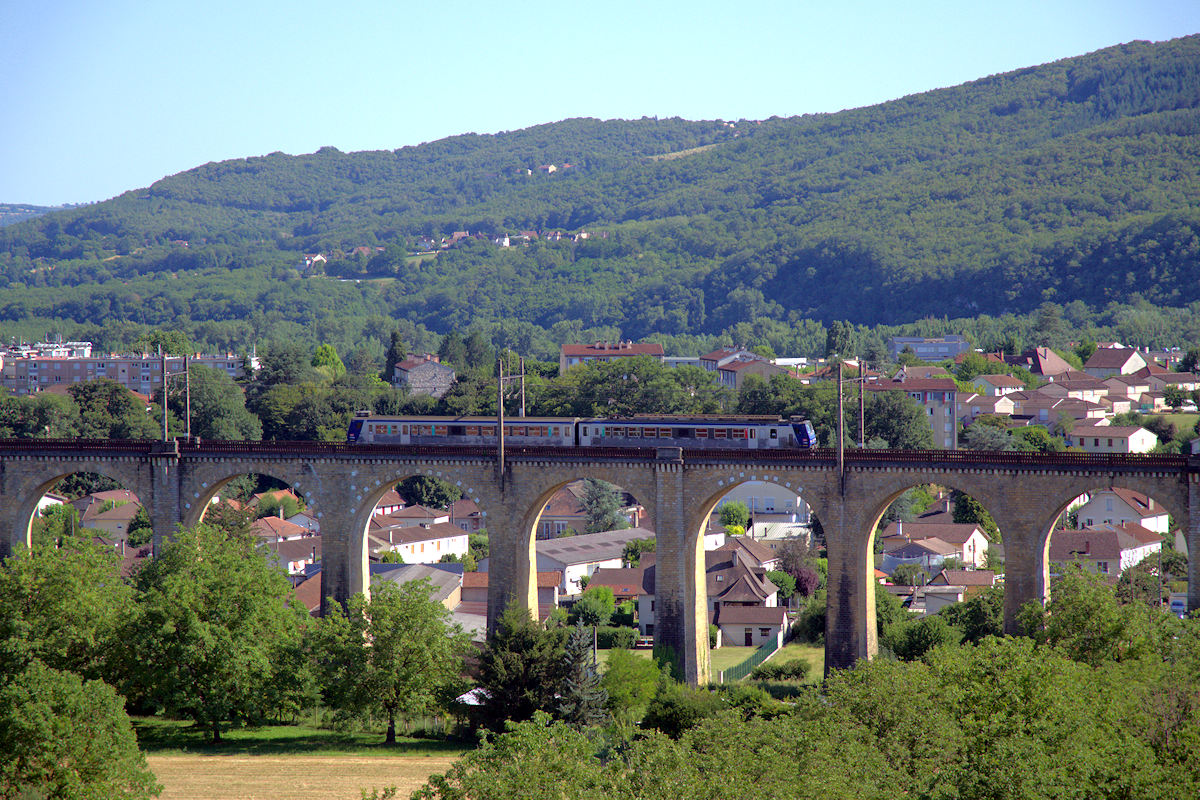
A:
[2,37,1199,339]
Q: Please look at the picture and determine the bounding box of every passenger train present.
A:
[347,414,818,450]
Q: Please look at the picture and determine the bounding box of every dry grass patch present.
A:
[148,754,459,800]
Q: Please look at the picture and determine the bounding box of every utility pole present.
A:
[160,346,169,442]
[496,357,506,486]
[519,356,526,417]
[858,365,865,447]
[837,358,845,495]
[184,354,191,439]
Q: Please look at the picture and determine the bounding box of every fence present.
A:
[717,634,783,683]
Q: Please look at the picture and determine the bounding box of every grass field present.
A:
[594,641,825,683]
[135,719,467,800]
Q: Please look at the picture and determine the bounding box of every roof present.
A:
[1069,425,1147,438]
[386,505,448,520]
[371,563,462,604]
[888,537,961,557]
[1100,488,1161,516]
[1049,529,1140,562]
[713,605,788,626]
[977,374,1025,388]
[372,521,467,546]
[875,377,958,391]
[292,574,322,614]
[250,516,309,539]
[587,567,646,597]
[449,498,480,518]
[1084,347,1144,370]
[535,527,655,566]
[561,342,665,358]
[265,536,322,562]
[462,571,560,589]
[252,488,300,506]
[882,520,986,546]
[714,536,778,568]
[930,569,996,587]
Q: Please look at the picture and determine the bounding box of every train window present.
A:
[658,428,671,438]
[770,428,778,439]
[627,427,641,438]
[466,426,479,436]
[515,426,526,436]
[482,426,495,436]
[609,427,623,437]
[749,429,756,439]
[434,425,448,436]
[551,426,559,436]
[582,426,588,436]
[732,429,747,439]
[713,428,728,439]
[402,425,408,435]
[696,428,709,438]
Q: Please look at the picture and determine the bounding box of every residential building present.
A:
[712,605,789,649]
[368,520,468,564]
[1075,488,1170,534]
[880,519,990,568]
[1048,523,1163,576]
[558,341,665,373]
[250,516,310,542]
[536,479,642,539]
[1003,347,1073,377]
[449,498,484,532]
[459,571,559,619]
[973,374,1025,397]
[868,376,959,448]
[887,335,970,362]
[927,568,997,599]
[1064,425,1157,454]
[0,346,255,396]
[1083,346,1149,379]
[391,354,456,398]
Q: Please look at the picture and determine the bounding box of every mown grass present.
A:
[133,717,469,757]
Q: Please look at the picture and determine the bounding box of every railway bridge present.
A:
[1,438,1197,684]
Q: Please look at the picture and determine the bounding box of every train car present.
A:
[347,414,577,446]
[576,415,816,449]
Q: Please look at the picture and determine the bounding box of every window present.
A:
[650,600,655,611]
[1108,439,1113,447]
[1098,561,1109,574]
[764,497,775,512]
[759,628,772,637]
[1105,498,1113,512]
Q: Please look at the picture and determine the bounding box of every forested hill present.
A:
[2,36,1200,343]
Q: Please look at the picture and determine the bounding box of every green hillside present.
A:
[1,36,1198,349]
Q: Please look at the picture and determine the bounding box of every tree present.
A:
[132,328,193,356]
[30,502,83,547]
[311,343,347,380]
[69,380,159,439]
[961,422,1016,451]
[125,506,154,547]
[0,539,131,681]
[382,330,407,384]
[601,647,663,725]
[396,475,462,509]
[794,565,821,598]
[825,320,857,359]
[952,491,1000,541]
[311,580,470,744]
[580,478,629,534]
[122,524,310,741]
[475,604,566,731]
[555,623,609,728]
[862,390,935,449]
[1163,385,1187,410]
[569,586,615,627]
[766,570,796,602]
[938,585,1004,643]
[891,564,930,586]
[882,615,962,660]
[621,536,655,567]
[718,501,750,531]
[0,661,161,800]
[173,364,262,440]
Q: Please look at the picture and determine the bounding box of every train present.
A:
[347,413,818,450]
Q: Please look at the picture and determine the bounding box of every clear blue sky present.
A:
[3,0,1198,206]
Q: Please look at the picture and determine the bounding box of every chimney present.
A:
[731,549,739,566]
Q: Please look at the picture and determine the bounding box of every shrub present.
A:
[750,659,812,681]
[594,625,637,649]
[642,683,727,738]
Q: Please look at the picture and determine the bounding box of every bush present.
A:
[791,596,826,643]
[642,683,728,738]
[594,626,637,649]
[750,659,812,681]
[709,623,719,647]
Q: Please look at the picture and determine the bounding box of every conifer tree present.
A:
[556,623,608,728]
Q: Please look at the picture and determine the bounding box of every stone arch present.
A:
[7,459,150,553]
[180,464,313,529]
[346,463,495,600]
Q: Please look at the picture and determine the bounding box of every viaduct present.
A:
[1,438,1197,684]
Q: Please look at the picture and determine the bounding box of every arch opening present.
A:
[24,470,149,564]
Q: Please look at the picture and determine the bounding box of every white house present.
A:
[1064,425,1157,454]
[1075,488,1170,534]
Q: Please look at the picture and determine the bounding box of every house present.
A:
[377,505,450,528]
[1004,347,1074,377]
[449,498,484,532]
[392,354,456,398]
[1075,488,1170,534]
[887,335,970,362]
[958,393,1016,423]
[250,516,310,542]
[368,520,468,564]
[459,571,559,619]
[712,605,789,649]
[587,567,647,605]
[880,519,991,568]
[715,357,791,390]
[927,569,997,599]
[537,479,642,539]
[265,536,321,576]
[530,527,656,594]
[1083,347,1149,379]
[374,563,463,610]
[713,480,810,539]
[558,341,665,373]
[974,374,1025,397]
[637,543,780,637]
[867,376,959,448]
[71,490,142,539]
[1145,372,1200,393]
[286,510,320,534]
[881,537,961,574]
[374,488,405,516]
[1048,523,1163,577]
[1064,425,1158,454]
[1039,375,1110,404]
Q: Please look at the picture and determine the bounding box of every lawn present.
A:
[135,719,468,800]
[595,641,825,682]
[1149,412,1198,433]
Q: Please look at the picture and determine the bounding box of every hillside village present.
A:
[22,331,1194,656]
